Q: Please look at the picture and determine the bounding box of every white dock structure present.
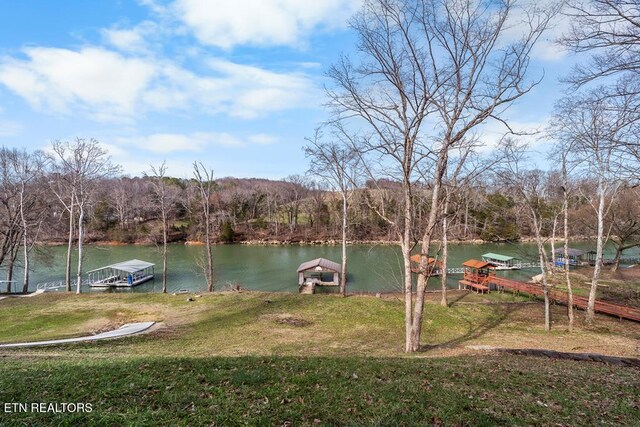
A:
[481,253,522,270]
[87,259,155,288]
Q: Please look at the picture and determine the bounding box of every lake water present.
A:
[6,240,633,294]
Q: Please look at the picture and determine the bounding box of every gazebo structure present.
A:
[459,259,497,293]
[410,254,443,276]
[87,259,155,288]
[481,252,521,270]
[553,248,586,267]
[297,258,342,294]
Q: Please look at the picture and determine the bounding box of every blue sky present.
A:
[0,0,579,179]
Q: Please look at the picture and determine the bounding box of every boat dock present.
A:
[458,259,640,322]
[87,259,155,288]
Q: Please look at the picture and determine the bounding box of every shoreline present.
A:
[38,235,599,247]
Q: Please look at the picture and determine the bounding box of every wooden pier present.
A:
[457,258,639,322]
[488,276,640,322]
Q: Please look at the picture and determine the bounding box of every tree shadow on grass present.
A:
[446,291,471,306]
[418,302,522,353]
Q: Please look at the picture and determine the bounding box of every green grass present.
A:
[1,292,639,425]
[0,292,505,356]
[1,291,637,358]
[0,355,638,426]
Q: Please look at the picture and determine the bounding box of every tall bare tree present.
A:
[12,149,48,292]
[305,126,361,296]
[551,89,636,322]
[0,148,23,292]
[147,162,173,293]
[193,162,215,292]
[50,139,119,294]
[328,0,556,351]
[560,149,577,332]
[501,141,553,331]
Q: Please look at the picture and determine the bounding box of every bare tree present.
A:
[327,0,556,351]
[551,89,635,323]
[305,126,361,296]
[560,0,640,88]
[607,186,640,271]
[12,149,48,292]
[0,148,23,292]
[147,162,173,293]
[282,175,308,234]
[560,149,577,332]
[193,162,216,292]
[50,139,120,293]
[501,141,553,331]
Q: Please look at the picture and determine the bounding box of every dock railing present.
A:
[36,279,93,292]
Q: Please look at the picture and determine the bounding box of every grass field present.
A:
[1,355,638,426]
[0,291,638,425]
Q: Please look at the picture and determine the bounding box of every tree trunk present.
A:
[402,187,414,353]
[440,195,449,307]
[532,211,550,331]
[65,200,75,292]
[586,183,606,324]
[340,192,347,297]
[162,210,168,293]
[20,184,30,293]
[401,240,413,353]
[610,245,623,272]
[205,217,214,292]
[563,187,574,332]
[411,151,447,352]
[550,215,558,273]
[6,250,16,292]
[22,231,29,293]
[76,205,84,294]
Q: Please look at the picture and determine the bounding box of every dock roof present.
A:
[482,252,516,262]
[552,248,586,256]
[297,258,341,273]
[463,259,496,269]
[410,254,442,265]
[87,259,155,274]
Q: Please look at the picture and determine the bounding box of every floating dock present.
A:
[87,259,155,288]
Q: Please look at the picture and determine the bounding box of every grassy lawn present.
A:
[1,355,638,426]
[0,291,638,425]
[1,291,638,358]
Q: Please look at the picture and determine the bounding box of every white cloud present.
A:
[0,47,156,120]
[102,22,158,53]
[0,119,23,137]
[0,47,319,122]
[114,131,279,153]
[173,0,361,48]
[248,133,278,145]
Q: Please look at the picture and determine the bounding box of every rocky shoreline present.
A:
[40,235,598,247]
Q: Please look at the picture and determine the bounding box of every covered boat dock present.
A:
[553,248,587,267]
[87,259,155,288]
[481,253,521,270]
[297,258,342,294]
[459,259,497,293]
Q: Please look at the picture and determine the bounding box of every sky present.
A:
[0,0,581,179]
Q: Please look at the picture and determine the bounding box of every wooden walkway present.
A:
[488,276,640,322]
